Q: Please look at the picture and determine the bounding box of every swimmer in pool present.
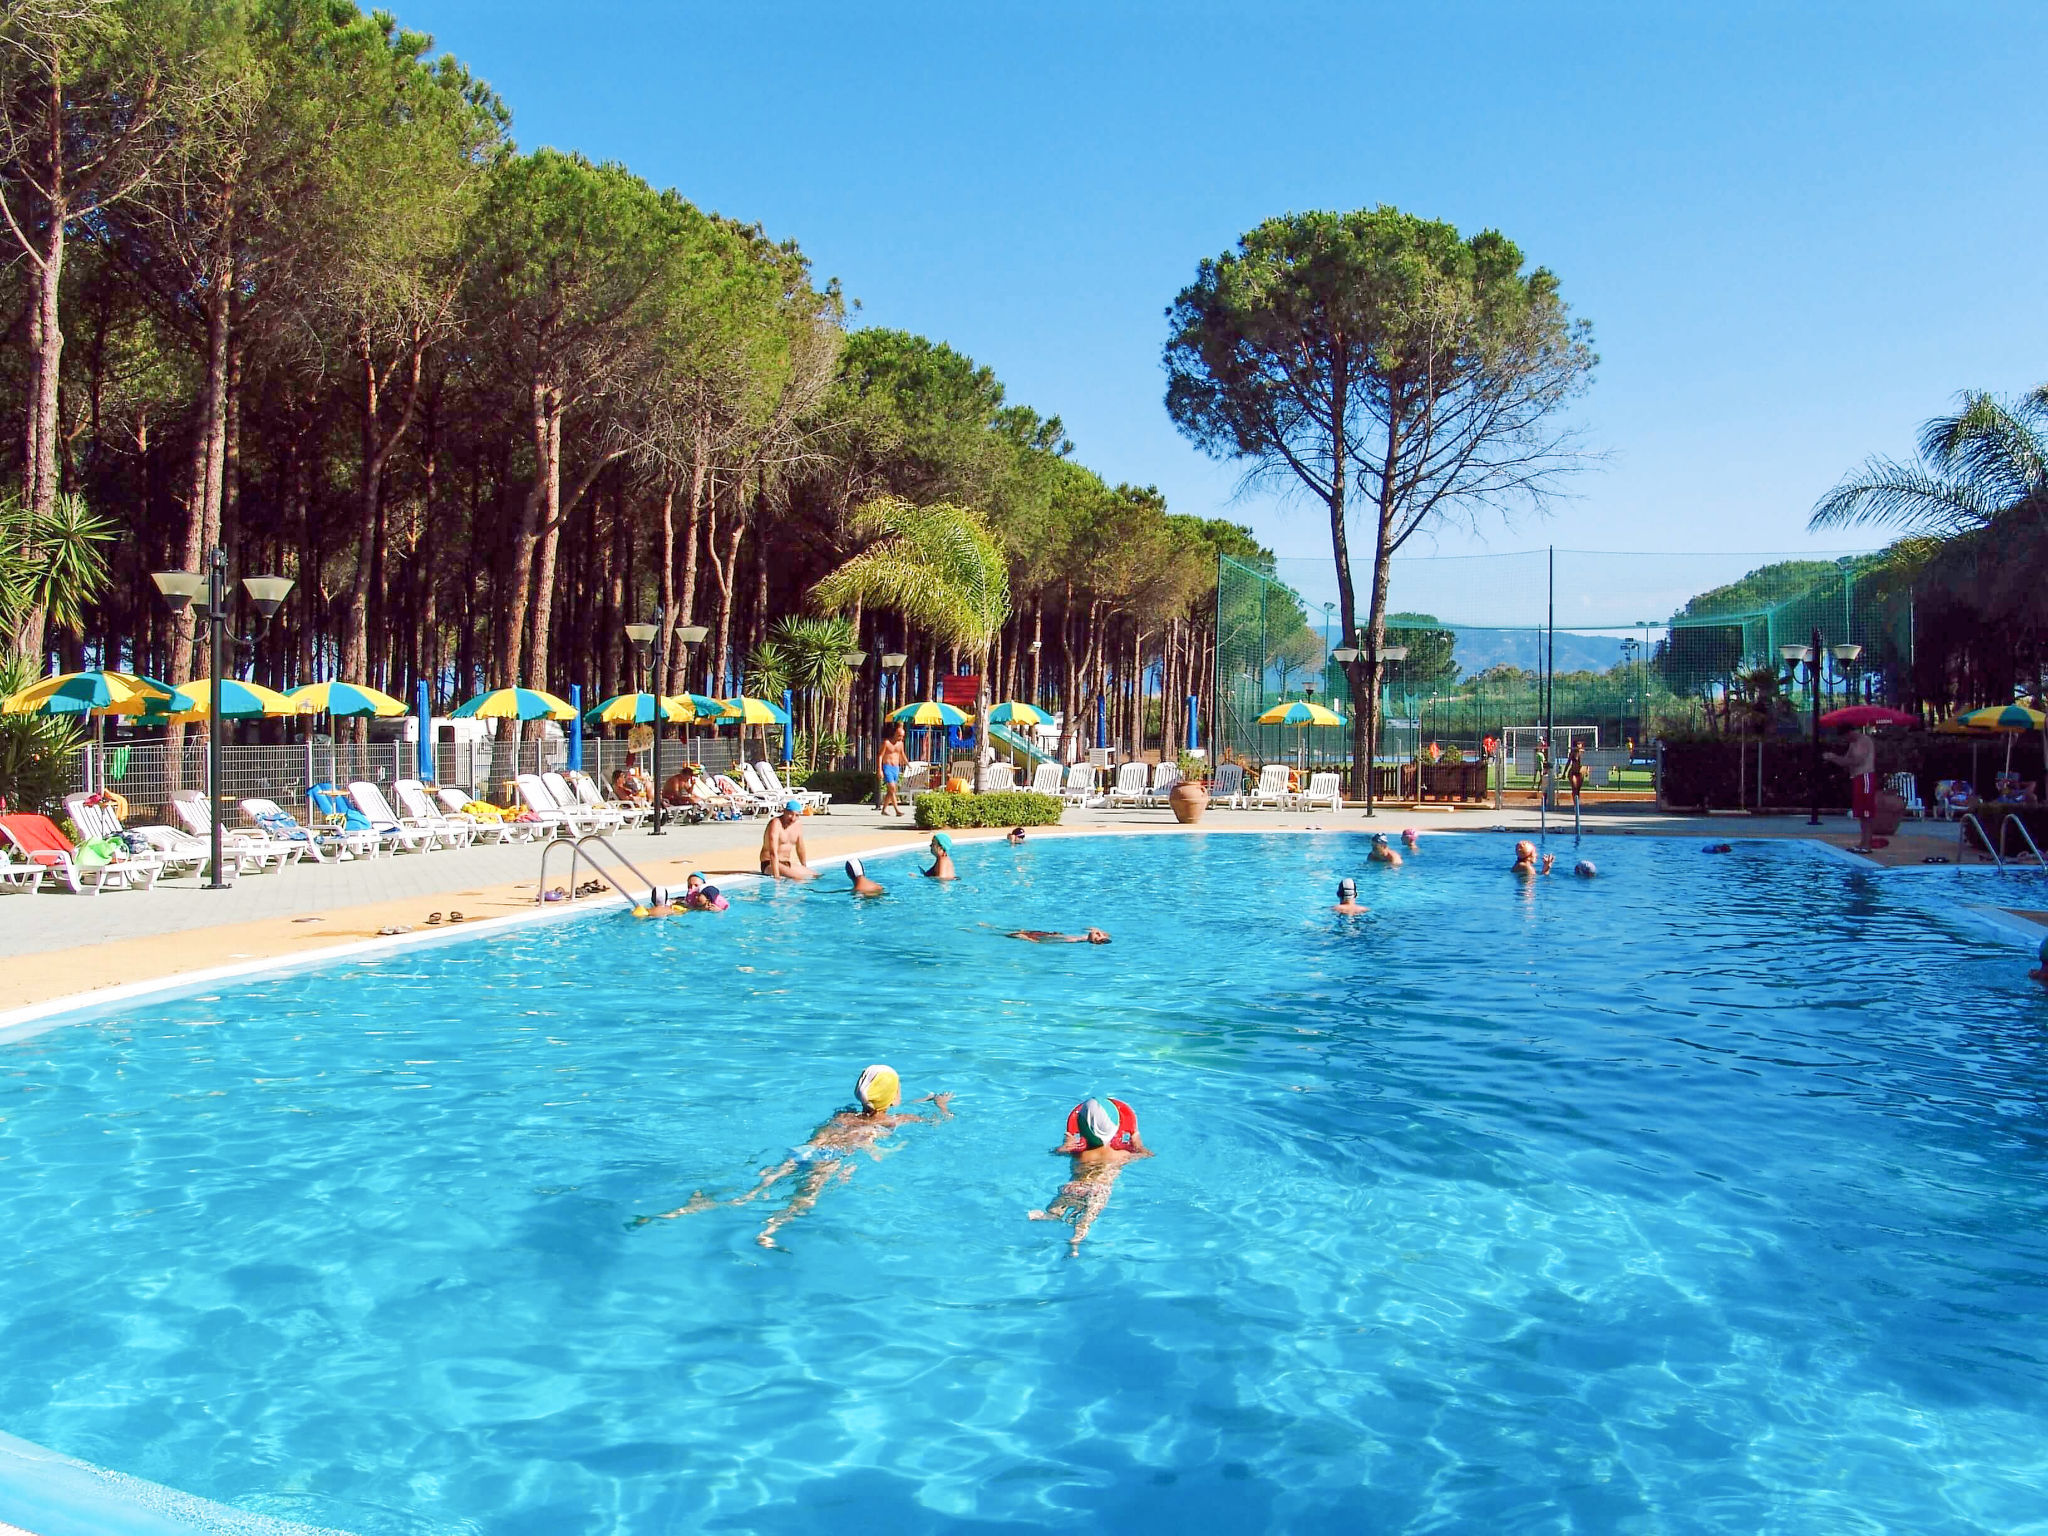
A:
[924,831,957,880]
[1401,827,1420,850]
[634,1064,952,1248]
[2030,935,2048,989]
[1008,927,1111,944]
[683,872,728,911]
[1333,878,1368,914]
[1007,826,1027,845]
[1573,859,1597,878]
[1512,840,1554,877]
[1368,832,1403,867]
[846,858,885,897]
[1029,1097,1153,1257]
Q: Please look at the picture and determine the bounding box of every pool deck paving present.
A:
[0,799,2030,1015]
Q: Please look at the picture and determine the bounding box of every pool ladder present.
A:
[1956,812,2047,872]
[535,832,663,906]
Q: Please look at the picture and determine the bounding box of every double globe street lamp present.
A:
[151,546,294,889]
[624,616,709,835]
[1780,631,1864,827]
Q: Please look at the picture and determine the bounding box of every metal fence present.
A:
[72,732,747,818]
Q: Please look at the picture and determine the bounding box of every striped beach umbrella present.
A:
[1256,700,1343,726]
[1956,703,2048,779]
[157,678,309,721]
[1,669,177,717]
[287,681,407,718]
[889,700,972,727]
[585,692,696,729]
[450,687,578,721]
[722,695,792,726]
[987,700,1052,726]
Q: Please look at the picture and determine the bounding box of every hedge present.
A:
[913,790,1062,829]
[793,768,877,805]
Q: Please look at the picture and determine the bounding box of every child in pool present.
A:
[635,1065,951,1249]
[1512,840,1554,877]
[1029,1097,1152,1257]
[683,873,727,911]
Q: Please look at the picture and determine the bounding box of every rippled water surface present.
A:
[2,831,2045,1535]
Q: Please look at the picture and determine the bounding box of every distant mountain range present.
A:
[1451,630,1627,676]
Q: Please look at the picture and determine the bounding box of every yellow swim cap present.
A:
[855,1064,900,1112]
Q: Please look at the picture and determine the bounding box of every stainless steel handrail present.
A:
[535,832,664,905]
[1999,814,2046,867]
[1958,812,2006,871]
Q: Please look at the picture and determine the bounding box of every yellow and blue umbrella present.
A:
[1,669,177,717]
[987,700,1051,726]
[1256,700,1343,726]
[1956,704,2046,731]
[1957,703,2048,779]
[585,692,705,726]
[287,680,407,719]
[889,700,973,727]
[155,678,309,721]
[722,695,792,727]
[450,687,577,721]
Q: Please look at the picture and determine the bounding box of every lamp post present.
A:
[841,650,867,765]
[1780,630,1825,825]
[1380,645,1408,785]
[152,547,293,890]
[1830,642,1862,712]
[1331,643,1360,806]
[881,650,907,760]
[624,620,659,832]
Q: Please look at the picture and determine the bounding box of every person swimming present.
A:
[924,831,957,880]
[684,872,728,911]
[1333,878,1368,914]
[1007,928,1111,944]
[1006,826,1027,845]
[634,1064,952,1248]
[1368,833,1403,867]
[1029,1096,1153,1256]
[1573,859,1597,878]
[846,858,885,897]
[1512,840,1554,877]
[1400,827,1420,850]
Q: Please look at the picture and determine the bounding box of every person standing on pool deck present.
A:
[1823,727,1879,853]
[761,800,818,880]
[636,1065,952,1248]
[924,831,957,880]
[878,725,909,818]
[1030,1097,1153,1256]
[1565,742,1586,816]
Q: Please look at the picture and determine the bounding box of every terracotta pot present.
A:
[1169,779,1210,824]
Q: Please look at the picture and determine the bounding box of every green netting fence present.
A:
[1214,546,1893,778]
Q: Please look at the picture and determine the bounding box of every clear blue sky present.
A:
[398,0,2048,590]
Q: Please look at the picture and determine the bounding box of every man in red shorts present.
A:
[1824,727,1879,852]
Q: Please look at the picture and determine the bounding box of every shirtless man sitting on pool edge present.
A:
[761,800,817,879]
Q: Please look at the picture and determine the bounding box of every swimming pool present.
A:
[1,831,2043,1535]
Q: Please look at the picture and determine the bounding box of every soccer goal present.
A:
[1501,725,1598,768]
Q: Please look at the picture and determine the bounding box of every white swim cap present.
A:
[846,858,864,880]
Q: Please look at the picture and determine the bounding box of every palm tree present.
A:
[1810,386,2048,536]
[813,495,1010,790]
[2,491,115,662]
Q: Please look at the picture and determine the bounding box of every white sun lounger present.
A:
[1106,762,1151,807]
[1027,763,1064,797]
[565,769,650,827]
[169,790,304,874]
[754,760,830,813]
[1211,762,1247,808]
[345,781,439,853]
[1059,762,1101,807]
[543,771,623,833]
[389,780,476,849]
[1248,765,1296,810]
[516,774,602,837]
[431,784,531,843]
[1301,772,1343,812]
[66,791,210,882]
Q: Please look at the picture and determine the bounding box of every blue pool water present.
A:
[1,831,2045,1535]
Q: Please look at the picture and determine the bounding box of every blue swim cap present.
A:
[933,831,953,851]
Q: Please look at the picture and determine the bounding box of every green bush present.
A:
[0,658,83,816]
[799,768,877,805]
[914,790,1062,829]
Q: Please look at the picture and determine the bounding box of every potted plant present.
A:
[1169,751,1210,824]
